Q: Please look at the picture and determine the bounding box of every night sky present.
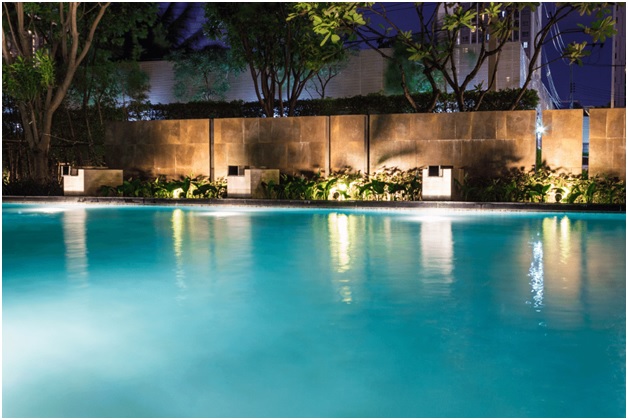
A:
[164,2,624,108]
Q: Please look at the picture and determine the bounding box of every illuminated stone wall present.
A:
[104,109,625,181]
[541,109,583,175]
[330,115,368,173]
[369,111,536,176]
[213,116,329,179]
[104,119,210,179]
[588,108,626,179]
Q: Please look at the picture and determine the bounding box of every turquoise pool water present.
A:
[3,204,626,417]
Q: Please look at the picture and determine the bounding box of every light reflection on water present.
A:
[328,212,353,304]
[528,239,544,311]
[2,205,625,418]
[171,208,187,299]
[419,216,454,291]
[62,208,89,288]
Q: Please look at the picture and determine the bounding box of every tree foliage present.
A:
[293,2,617,112]
[204,2,350,117]
[141,2,209,60]
[383,41,445,96]
[2,2,110,180]
[170,46,244,102]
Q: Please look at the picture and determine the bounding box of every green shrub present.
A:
[262,166,625,204]
[261,168,422,201]
[147,89,538,119]
[457,167,625,204]
[99,176,227,199]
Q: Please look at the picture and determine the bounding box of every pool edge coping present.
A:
[2,196,625,213]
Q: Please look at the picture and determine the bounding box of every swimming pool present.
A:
[3,203,625,417]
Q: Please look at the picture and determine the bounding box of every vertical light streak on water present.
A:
[328,212,353,304]
[329,213,351,273]
[420,217,454,292]
[528,239,545,312]
[63,208,89,288]
[171,209,187,300]
[559,215,571,264]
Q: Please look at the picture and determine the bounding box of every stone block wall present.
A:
[213,116,329,179]
[103,109,625,182]
[105,119,210,179]
[369,111,536,176]
[541,109,583,174]
[330,115,368,173]
[588,108,626,179]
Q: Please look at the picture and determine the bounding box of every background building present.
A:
[611,4,626,108]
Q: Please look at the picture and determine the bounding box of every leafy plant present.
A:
[457,166,625,204]
[99,176,227,199]
[525,182,551,203]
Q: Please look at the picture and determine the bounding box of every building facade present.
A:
[611,4,626,108]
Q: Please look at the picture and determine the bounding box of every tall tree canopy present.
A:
[2,2,110,180]
[292,2,617,112]
[204,2,349,117]
[141,2,210,60]
[66,2,157,159]
[170,46,244,102]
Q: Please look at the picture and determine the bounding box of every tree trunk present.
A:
[399,63,418,112]
[31,148,50,181]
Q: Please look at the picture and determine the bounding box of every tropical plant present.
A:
[261,168,422,202]
[99,176,227,199]
[456,166,625,204]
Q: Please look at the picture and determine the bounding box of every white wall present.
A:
[139,44,552,109]
[139,49,390,105]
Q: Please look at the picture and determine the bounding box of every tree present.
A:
[305,61,347,99]
[141,2,210,61]
[170,46,244,102]
[204,3,349,117]
[64,3,157,164]
[293,2,617,112]
[2,2,110,180]
[383,40,445,96]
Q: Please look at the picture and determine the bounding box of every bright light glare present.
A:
[197,211,241,218]
[536,123,546,135]
[409,215,451,223]
[21,207,69,214]
[172,188,184,199]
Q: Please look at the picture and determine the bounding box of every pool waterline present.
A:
[3,203,626,417]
